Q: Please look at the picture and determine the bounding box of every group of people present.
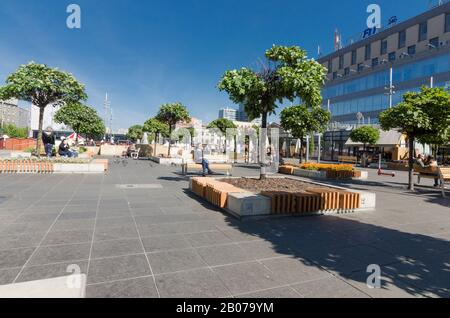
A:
[416,154,440,187]
[42,127,79,158]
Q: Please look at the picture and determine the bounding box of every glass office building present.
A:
[319,2,450,125]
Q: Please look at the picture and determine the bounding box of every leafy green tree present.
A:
[127,125,144,143]
[143,118,169,155]
[207,118,237,153]
[0,62,87,155]
[218,45,326,178]
[380,86,450,190]
[280,105,330,162]
[54,103,105,143]
[0,124,28,139]
[155,103,191,157]
[350,126,380,167]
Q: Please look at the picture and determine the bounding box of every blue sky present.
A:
[0,0,430,130]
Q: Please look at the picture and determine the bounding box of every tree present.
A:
[127,125,144,143]
[155,103,191,157]
[218,45,326,178]
[379,86,450,190]
[0,62,87,156]
[280,105,330,163]
[54,103,105,142]
[143,118,169,155]
[207,118,237,153]
[349,126,380,167]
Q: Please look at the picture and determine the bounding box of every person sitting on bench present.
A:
[415,154,440,187]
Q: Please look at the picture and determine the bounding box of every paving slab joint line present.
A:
[12,175,86,284]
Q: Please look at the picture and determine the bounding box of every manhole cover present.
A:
[116,184,163,189]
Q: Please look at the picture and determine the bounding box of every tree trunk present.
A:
[153,133,158,157]
[36,106,45,157]
[260,112,268,180]
[299,137,304,164]
[408,134,415,191]
[168,127,172,158]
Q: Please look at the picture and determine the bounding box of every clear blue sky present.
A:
[0,0,431,130]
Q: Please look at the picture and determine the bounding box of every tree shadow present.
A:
[185,186,450,297]
[225,213,450,297]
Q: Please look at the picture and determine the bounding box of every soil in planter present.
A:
[221,178,333,194]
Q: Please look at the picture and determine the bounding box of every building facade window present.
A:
[419,21,428,42]
[351,50,357,65]
[408,45,416,55]
[388,52,396,62]
[372,57,379,68]
[327,59,332,73]
[429,37,439,48]
[322,54,450,100]
[365,44,371,60]
[446,13,450,33]
[398,30,406,49]
[380,39,388,55]
[339,55,344,69]
[357,63,364,72]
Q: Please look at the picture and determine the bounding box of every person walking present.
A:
[42,127,55,158]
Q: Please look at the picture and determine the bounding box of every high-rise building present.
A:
[318,2,450,125]
[218,107,238,121]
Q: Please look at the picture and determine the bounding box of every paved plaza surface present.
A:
[0,160,449,298]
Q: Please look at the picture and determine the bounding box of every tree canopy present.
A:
[218,45,327,178]
[0,62,87,155]
[379,86,450,190]
[207,118,237,135]
[143,118,169,142]
[218,45,326,128]
[349,126,380,148]
[155,103,191,128]
[54,103,105,140]
[127,125,144,143]
[155,102,191,157]
[280,105,330,162]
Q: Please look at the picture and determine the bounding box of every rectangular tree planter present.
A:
[189,176,376,219]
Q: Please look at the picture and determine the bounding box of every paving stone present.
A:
[28,243,91,266]
[141,235,192,253]
[88,254,151,284]
[87,276,158,298]
[155,268,230,298]
[147,249,208,274]
[212,262,285,295]
[91,238,143,259]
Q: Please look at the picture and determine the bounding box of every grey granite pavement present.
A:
[0,160,449,298]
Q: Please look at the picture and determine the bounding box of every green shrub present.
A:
[1,124,28,138]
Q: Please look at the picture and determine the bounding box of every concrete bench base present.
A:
[53,163,105,174]
[0,275,86,298]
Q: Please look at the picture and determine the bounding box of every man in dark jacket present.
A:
[42,127,55,158]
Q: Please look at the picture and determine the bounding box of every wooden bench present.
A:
[338,155,358,165]
[415,165,450,197]
[439,167,450,197]
[181,163,233,176]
